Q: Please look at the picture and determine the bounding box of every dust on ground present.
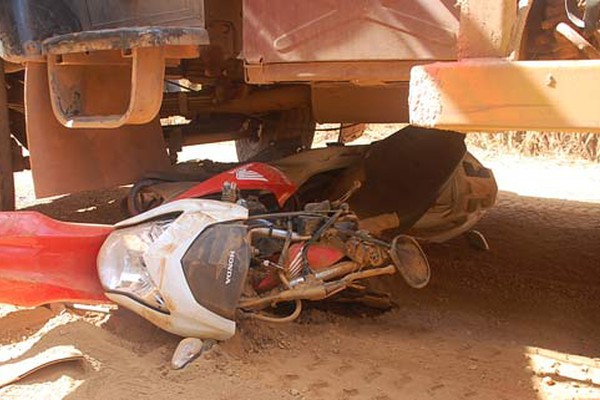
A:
[2,128,600,400]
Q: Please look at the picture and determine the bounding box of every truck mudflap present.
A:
[26,61,172,198]
[0,212,112,307]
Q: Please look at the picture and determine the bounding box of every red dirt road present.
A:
[1,152,600,399]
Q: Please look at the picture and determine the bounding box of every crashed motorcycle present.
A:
[0,127,496,368]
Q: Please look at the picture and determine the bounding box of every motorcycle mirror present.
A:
[389,235,431,289]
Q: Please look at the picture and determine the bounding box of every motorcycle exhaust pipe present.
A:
[288,261,360,287]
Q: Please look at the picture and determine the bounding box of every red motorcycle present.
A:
[0,127,496,368]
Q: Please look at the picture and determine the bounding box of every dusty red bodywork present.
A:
[288,243,345,270]
[255,243,346,292]
[174,162,297,206]
[0,212,112,307]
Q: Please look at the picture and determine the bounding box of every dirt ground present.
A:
[1,136,600,400]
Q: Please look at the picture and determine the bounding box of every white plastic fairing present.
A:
[98,199,249,340]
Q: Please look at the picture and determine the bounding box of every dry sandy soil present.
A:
[1,132,600,400]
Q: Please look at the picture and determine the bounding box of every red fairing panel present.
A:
[0,212,113,307]
[174,162,297,206]
[288,243,345,270]
[256,243,346,292]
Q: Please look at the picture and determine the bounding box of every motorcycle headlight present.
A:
[98,218,174,313]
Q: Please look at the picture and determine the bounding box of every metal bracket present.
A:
[565,0,600,34]
[42,27,208,129]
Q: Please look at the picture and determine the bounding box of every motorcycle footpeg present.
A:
[389,235,431,289]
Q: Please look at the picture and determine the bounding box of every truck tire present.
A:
[339,123,367,144]
[235,108,315,162]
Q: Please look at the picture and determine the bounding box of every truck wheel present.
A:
[235,108,315,162]
[339,123,367,144]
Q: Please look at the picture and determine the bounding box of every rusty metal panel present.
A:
[312,83,409,123]
[243,0,459,64]
[245,60,427,84]
[458,0,516,58]
[25,62,171,198]
[0,60,14,210]
[70,0,204,29]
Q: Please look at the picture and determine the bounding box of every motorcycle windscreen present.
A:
[182,223,251,320]
[0,212,112,307]
[338,126,466,234]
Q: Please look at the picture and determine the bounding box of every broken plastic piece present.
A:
[0,346,84,388]
[171,338,216,370]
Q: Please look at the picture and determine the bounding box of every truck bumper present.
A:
[409,59,600,133]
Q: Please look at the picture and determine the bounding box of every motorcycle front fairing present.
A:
[0,212,112,307]
[98,200,251,340]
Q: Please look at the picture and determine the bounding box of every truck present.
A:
[0,0,594,210]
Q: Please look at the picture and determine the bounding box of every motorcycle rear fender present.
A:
[0,212,113,307]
